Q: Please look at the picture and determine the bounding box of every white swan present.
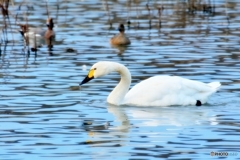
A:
[80,61,221,107]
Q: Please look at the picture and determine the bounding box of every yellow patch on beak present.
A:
[88,69,95,78]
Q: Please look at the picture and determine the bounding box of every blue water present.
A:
[0,0,240,159]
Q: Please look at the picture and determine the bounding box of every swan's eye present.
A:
[94,68,97,70]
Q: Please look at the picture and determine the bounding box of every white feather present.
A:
[124,76,220,106]
[81,61,221,107]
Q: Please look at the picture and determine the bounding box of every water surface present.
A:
[0,0,240,159]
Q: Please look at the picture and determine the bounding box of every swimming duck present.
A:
[44,18,55,39]
[110,24,131,45]
[19,18,55,39]
[19,18,55,50]
[80,61,221,107]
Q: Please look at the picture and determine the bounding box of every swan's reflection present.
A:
[108,105,218,127]
[107,104,130,131]
[84,104,131,136]
[85,104,219,148]
[86,104,218,136]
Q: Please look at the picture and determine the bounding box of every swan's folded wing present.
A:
[124,76,183,106]
[123,76,217,106]
[180,77,218,93]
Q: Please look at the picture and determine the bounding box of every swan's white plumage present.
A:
[123,76,220,106]
[80,61,221,107]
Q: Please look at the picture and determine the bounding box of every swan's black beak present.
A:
[80,69,95,85]
[80,76,94,85]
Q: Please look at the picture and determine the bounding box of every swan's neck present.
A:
[107,63,131,105]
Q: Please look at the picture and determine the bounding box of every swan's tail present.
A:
[208,82,221,90]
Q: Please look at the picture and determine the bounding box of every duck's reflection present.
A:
[111,44,129,55]
[19,18,56,56]
[22,36,55,56]
[110,45,129,61]
[45,37,54,56]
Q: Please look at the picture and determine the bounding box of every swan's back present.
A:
[123,75,220,106]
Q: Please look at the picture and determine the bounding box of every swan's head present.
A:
[80,61,115,85]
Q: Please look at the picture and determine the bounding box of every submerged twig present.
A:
[45,0,49,18]
[158,5,164,28]
[146,3,151,29]
[102,0,112,28]
[127,0,131,27]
